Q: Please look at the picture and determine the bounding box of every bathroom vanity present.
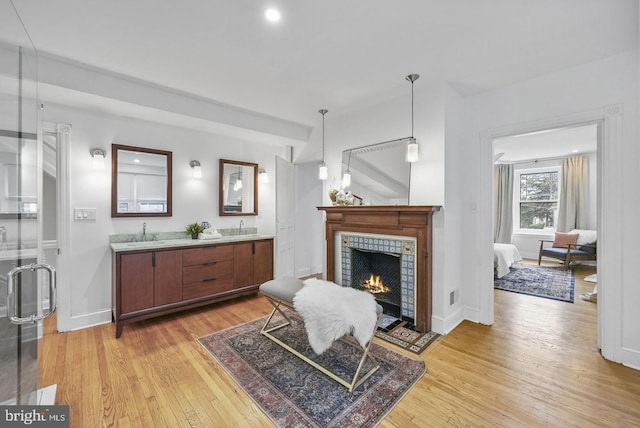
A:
[111,235,273,338]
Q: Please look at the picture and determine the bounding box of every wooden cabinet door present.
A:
[233,243,254,287]
[120,252,154,313]
[154,250,183,306]
[254,240,274,284]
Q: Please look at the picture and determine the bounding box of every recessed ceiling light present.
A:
[572,149,579,153]
[265,8,281,22]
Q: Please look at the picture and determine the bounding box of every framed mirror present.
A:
[341,138,412,205]
[111,144,172,217]
[219,159,258,216]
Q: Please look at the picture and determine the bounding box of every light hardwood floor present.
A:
[40,263,640,427]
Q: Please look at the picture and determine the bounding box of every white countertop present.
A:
[110,233,274,253]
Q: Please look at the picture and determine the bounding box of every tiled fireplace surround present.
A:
[337,233,417,321]
[318,206,439,333]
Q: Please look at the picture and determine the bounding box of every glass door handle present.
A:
[6,263,57,325]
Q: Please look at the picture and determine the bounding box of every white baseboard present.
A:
[462,305,483,324]
[621,347,640,371]
[296,265,323,279]
[431,305,465,335]
[296,267,312,278]
[58,309,112,332]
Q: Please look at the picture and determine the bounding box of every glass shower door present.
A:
[0,4,55,405]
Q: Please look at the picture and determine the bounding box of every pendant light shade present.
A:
[342,170,351,188]
[406,138,419,162]
[342,150,352,187]
[318,109,328,180]
[318,162,328,180]
[406,74,419,163]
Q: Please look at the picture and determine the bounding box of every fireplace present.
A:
[338,233,416,322]
[318,205,439,333]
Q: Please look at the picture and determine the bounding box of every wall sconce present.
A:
[259,168,269,184]
[342,150,352,188]
[405,74,420,162]
[190,160,202,178]
[90,148,106,170]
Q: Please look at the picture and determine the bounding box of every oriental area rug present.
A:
[494,262,575,303]
[198,313,426,428]
[375,315,439,355]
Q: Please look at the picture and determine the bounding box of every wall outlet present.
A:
[450,290,456,306]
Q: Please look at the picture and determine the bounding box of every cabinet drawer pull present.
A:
[203,262,217,266]
[203,277,217,282]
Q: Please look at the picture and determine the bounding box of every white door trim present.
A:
[44,122,71,332]
[479,104,623,363]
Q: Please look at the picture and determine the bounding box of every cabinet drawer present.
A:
[182,260,233,284]
[182,245,233,266]
[183,277,235,300]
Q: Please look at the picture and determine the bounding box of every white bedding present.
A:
[494,243,523,278]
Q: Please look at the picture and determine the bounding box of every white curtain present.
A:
[557,156,589,232]
[493,164,514,243]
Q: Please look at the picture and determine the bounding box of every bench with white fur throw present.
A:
[259,277,383,392]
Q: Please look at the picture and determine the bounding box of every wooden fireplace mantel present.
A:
[317,205,440,332]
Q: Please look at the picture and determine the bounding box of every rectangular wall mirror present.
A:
[219,159,257,216]
[111,144,172,217]
[341,138,412,205]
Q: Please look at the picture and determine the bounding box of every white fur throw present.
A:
[293,278,378,355]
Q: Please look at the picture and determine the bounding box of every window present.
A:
[516,168,560,231]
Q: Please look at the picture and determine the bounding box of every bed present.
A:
[494,243,523,278]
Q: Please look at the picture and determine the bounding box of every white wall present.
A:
[459,51,640,369]
[296,81,446,206]
[44,103,284,331]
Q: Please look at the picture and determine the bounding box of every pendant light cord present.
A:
[406,74,419,139]
[319,109,328,163]
[322,114,325,162]
[411,80,414,137]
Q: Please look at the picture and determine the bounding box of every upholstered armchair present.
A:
[538,229,597,269]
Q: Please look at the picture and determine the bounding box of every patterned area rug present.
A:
[375,315,439,355]
[494,262,574,302]
[198,313,426,428]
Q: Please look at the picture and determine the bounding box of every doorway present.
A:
[492,123,598,261]
[481,109,620,352]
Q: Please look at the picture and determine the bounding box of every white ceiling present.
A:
[493,123,599,163]
[2,0,638,138]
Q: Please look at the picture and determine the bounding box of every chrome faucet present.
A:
[239,219,245,235]
[0,226,6,243]
[142,222,147,241]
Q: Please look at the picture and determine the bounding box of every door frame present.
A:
[479,104,623,361]
[43,122,71,332]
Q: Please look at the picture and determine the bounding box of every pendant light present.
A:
[406,74,419,162]
[318,109,328,180]
[342,150,352,188]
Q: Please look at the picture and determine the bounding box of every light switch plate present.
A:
[74,208,96,220]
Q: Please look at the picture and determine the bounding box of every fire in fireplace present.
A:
[360,274,390,294]
[340,234,416,322]
[350,248,402,318]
